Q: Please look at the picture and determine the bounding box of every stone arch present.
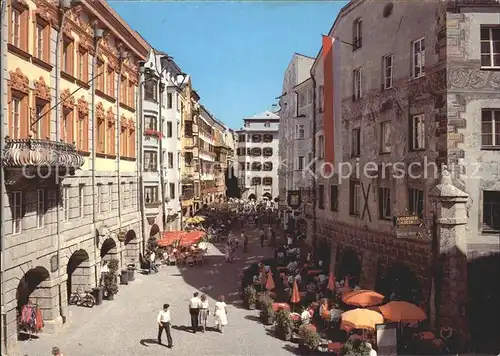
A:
[124,230,136,244]
[248,193,256,201]
[100,237,117,261]
[263,192,272,200]
[336,247,362,287]
[377,261,422,304]
[66,249,90,300]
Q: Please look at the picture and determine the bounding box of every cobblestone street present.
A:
[21,227,296,356]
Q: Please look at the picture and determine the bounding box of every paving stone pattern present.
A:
[21,227,297,356]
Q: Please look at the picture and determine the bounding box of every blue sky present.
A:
[110,1,345,129]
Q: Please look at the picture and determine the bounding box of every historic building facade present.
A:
[0,0,148,354]
[236,111,280,201]
[304,0,500,350]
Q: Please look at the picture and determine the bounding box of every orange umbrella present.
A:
[342,290,384,307]
[259,266,267,286]
[327,272,335,291]
[290,279,301,304]
[340,308,384,331]
[379,301,427,323]
[265,272,275,290]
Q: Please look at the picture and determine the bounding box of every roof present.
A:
[293,76,313,91]
[245,111,280,120]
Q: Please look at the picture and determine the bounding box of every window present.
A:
[33,100,47,139]
[78,48,88,82]
[410,114,425,150]
[10,5,28,50]
[298,91,306,109]
[167,92,173,108]
[120,76,127,103]
[76,113,88,152]
[380,121,391,153]
[128,126,136,158]
[264,121,270,127]
[185,152,193,166]
[251,134,262,143]
[108,183,112,211]
[176,93,180,111]
[166,121,172,137]
[408,188,424,218]
[412,37,425,78]
[297,156,304,171]
[263,147,273,156]
[170,183,176,199]
[61,109,73,144]
[10,96,21,139]
[96,59,105,92]
[78,184,84,218]
[307,88,313,105]
[351,128,361,156]
[353,18,362,49]
[353,68,362,100]
[168,152,174,168]
[350,182,361,216]
[378,187,391,219]
[483,191,500,231]
[296,124,305,139]
[318,134,325,159]
[62,37,74,75]
[62,186,70,221]
[128,81,135,108]
[318,85,324,111]
[383,54,393,89]
[11,191,22,234]
[318,184,325,209]
[37,189,44,228]
[330,185,338,212]
[106,118,115,156]
[480,27,500,69]
[144,80,157,102]
[263,162,273,171]
[481,109,500,148]
[107,67,115,97]
[251,177,262,185]
[11,7,21,47]
[144,115,158,130]
[35,23,45,60]
[263,177,273,186]
[263,134,273,142]
[97,184,103,214]
[251,162,262,171]
[238,134,245,142]
[144,150,158,171]
[144,186,158,204]
[250,147,262,156]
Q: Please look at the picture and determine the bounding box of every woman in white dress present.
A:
[213,295,228,333]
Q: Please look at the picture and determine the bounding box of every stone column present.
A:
[429,168,469,340]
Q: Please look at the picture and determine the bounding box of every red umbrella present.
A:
[291,279,301,304]
[327,272,335,291]
[157,231,186,247]
[259,266,267,286]
[265,272,275,290]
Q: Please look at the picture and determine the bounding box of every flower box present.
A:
[144,129,163,138]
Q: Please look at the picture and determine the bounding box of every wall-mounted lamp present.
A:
[94,28,104,39]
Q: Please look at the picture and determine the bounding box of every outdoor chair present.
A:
[186,256,195,267]
[168,255,176,266]
[195,255,203,265]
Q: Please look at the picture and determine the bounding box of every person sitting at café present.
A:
[287,274,295,287]
[317,272,328,286]
[287,260,298,273]
[300,306,311,325]
[294,271,302,285]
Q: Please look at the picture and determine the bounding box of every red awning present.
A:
[157,230,205,247]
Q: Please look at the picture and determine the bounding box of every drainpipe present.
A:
[310,69,318,254]
[159,83,166,231]
[137,65,145,254]
[116,62,122,232]
[1,0,7,351]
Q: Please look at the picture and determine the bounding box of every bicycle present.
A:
[68,287,95,308]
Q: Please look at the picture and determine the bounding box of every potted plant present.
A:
[243,285,256,310]
[275,308,293,341]
[298,324,320,354]
[103,259,119,300]
[257,292,272,310]
[340,340,371,356]
[259,298,274,325]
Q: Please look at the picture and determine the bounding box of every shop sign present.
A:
[393,214,422,227]
[287,190,301,209]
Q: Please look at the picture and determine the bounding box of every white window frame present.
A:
[481,109,500,148]
[37,189,44,228]
[144,115,158,130]
[12,191,22,234]
[11,97,21,139]
[297,156,304,171]
[78,184,84,217]
[383,54,393,89]
[353,68,362,100]
[412,37,425,79]
[411,114,426,150]
[379,187,391,219]
[108,183,112,211]
[36,24,44,60]
[62,186,70,221]
[353,18,362,48]
[144,185,158,203]
[480,27,500,69]
[11,8,21,47]
[380,121,391,153]
[296,124,305,139]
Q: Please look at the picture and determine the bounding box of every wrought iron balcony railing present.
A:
[3,138,85,169]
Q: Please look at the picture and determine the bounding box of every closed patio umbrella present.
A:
[265,272,275,290]
[327,272,335,291]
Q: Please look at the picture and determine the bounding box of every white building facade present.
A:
[236,111,280,201]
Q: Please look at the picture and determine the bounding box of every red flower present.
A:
[144,128,163,138]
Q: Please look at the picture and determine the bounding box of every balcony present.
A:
[3,138,85,185]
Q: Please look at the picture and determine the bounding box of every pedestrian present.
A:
[213,295,228,333]
[149,251,157,274]
[157,303,173,348]
[189,292,202,333]
[99,261,108,286]
[199,294,210,332]
[225,242,231,263]
[52,346,63,356]
[259,228,265,247]
[242,233,248,253]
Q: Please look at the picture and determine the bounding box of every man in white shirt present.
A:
[189,292,202,333]
[287,260,298,272]
[149,251,157,274]
[366,342,377,356]
[294,272,302,285]
[157,303,173,347]
[100,261,109,286]
[300,307,311,325]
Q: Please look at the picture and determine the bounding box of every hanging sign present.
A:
[287,190,301,209]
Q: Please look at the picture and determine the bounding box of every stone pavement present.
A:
[21,225,297,356]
